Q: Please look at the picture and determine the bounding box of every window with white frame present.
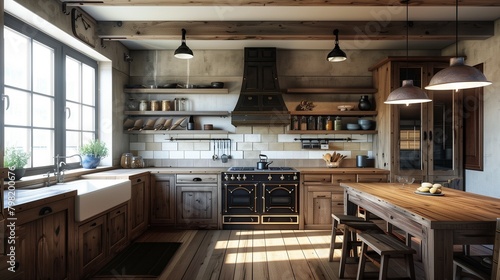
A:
[3,14,97,175]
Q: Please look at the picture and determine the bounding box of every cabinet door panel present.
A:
[109,205,128,254]
[176,186,217,226]
[78,215,106,277]
[129,174,149,240]
[150,175,175,225]
[37,211,67,280]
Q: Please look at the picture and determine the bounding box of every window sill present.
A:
[3,166,118,189]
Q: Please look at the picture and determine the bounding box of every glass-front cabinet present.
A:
[371,57,463,186]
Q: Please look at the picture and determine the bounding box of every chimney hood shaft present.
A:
[231,48,290,126]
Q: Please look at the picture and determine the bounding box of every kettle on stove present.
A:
[257,154,273,170]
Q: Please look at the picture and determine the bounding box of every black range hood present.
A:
[231,48,290,126]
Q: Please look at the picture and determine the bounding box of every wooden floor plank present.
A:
[294,230,334,280]
[195,230,229,280]
[182,230,218,280]
[159,230,207,280]
[281,230,318,280]
[264,230,295,279]
[252,230,270,280]
[234,230,253,279]
[218,230,239,280]
[94,228,441,280]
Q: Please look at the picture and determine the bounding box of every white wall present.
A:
[448,19,500,197]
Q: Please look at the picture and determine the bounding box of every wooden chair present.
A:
[339,221,385,279]
[453,217,499,280]
[329,213,366,261]
[357,232,416,280]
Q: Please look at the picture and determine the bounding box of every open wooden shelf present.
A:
[287,130,377,135]
[286,88,377,95]
[124,129,229,135]
[124,111,229,116]
[290,110,377,116]
[124,88,229,94]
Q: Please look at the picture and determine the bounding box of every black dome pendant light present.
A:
[425,0,491,91]
[326,29,347,62]
[174,28,194,59]
[384,0,431,105]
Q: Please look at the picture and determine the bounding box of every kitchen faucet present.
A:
[55,154,82,183]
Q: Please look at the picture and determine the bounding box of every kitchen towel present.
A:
[96,242,181,277]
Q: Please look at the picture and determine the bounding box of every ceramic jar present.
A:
[358,95,372,111]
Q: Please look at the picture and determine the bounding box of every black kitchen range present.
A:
[221,158,300,229]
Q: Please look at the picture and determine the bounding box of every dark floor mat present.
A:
[96,242,181,277]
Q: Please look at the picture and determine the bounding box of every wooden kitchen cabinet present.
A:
[78,215,107,279]
[128,173,150,240]
[176,186,218,229]
[150,174,176,225]
[0,193,75,280]
[370,57,463,187]
[77,203,128,279]
[301,173,356,229]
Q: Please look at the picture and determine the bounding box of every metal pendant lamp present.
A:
[385,1,431,105]
[174,28,194,59]
[425,0,491,91]
[326,29,347,62]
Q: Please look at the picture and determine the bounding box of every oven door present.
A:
[262,183,298,214]
[222,183,258,214]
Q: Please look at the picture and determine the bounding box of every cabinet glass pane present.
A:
[398,104,422,171]
[431,91,454,171]
[399,68,422,87]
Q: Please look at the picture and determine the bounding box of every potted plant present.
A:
[4,147,30,180]
[79,139,108,169]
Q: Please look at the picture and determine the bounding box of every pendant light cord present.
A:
[455,0,459,57]
[405,0,409,80]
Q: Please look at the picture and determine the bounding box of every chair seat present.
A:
[357,233,416,280]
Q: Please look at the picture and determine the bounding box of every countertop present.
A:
[296,167,389,174]
[4,187,76,210]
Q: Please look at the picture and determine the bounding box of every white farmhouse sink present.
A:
[51,179,131,222]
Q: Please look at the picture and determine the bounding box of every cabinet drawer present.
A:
[332,175,356,185]
[15,199,70,224]
[302,174,331,183]
[357,174,389,183]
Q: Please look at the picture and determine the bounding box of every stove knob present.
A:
[237,174,241,181]
[242,175,247,180]
[224,174,229,181]
[280,175,285,180]
[293,174,298,180]
[230,174,235,180]
[268,175,272,181]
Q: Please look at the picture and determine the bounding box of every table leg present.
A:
[421,227,454,280]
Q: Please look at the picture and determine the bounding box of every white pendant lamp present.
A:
[425,0,491,91]
[326,29,347,62]
[174,28,193,59]
[385,0,431,105]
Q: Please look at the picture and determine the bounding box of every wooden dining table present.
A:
[340,182,500,280]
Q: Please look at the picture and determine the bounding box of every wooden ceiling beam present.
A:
[97,21,494,41]
[63,0,500,7]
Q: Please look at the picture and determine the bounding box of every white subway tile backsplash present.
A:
[253,143,269,151]
[154,134,171,142]
[138,150,154,159]
[169,151,185,159]
[162,142,178,150]
[237,142,252,151]
[278,134,299,142]
[178,142,194,151]
[244,134,261,142]
[194,142,210,150]
[228,134,244,142]
[130,142,146,151]
[154,151,169,159]
[184,151,201,159]
[138,134,154,143]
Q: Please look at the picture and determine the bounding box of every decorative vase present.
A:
[358,95,372,111]
[82,155,101,169]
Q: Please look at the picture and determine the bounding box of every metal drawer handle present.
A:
[136,178,142,183]
[39,206,53,216]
